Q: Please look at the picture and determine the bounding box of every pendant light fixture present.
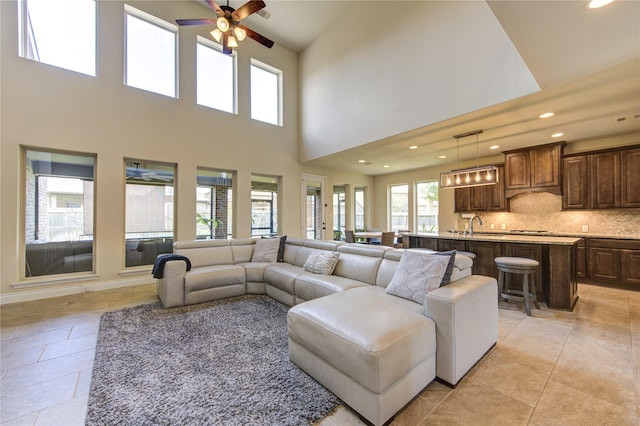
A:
[439,130,499,189]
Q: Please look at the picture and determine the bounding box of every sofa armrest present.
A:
[424,275,498,386]
[156,260,188,307]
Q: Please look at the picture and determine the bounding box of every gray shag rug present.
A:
[85,296,340,425]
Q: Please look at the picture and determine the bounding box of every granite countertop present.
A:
[406,231,640,244]
[406,232,583,245]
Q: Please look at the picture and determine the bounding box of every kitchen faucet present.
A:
[469,213,483,236]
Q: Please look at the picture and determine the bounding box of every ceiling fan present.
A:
[176,0,274,55]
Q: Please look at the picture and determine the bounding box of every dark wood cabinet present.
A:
[562,155,589,210]
[588,239,640,288]
[576,238,587,279]
[467,240,503,278]
[590,151,620,209]
[621,147,640,208]
[563,145,640,210]
[454,165,508,212]
[438,239,466,252]
[504,142,565,198]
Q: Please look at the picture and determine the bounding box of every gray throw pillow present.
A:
[437,249,457,286]
[303,251,340,275]
[385,250,452,304]
[252,237,282,262]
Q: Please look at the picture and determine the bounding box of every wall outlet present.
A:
[581,224,589,232]
[82,285,93,293]
[501,224,507,230]
[490,223,495,230]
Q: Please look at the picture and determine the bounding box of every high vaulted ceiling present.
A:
[197,0,640,175]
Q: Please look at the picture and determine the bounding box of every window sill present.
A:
[13,273,99,289]
[119,266,153,277]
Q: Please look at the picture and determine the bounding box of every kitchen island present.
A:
[405,232,581,311]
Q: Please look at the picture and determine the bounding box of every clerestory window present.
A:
[18,0,96,76]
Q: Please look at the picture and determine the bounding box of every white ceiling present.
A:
[197,0,640,175]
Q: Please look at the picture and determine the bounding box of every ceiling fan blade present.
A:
[175,18,215,26]
[222,33,232,55]
[204,0,224,16]
[238,24,274,48]
[232,0,266,22]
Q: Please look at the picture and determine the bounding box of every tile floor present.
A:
[1,283,638,426]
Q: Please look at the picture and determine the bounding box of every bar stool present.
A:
[495,257,540,316]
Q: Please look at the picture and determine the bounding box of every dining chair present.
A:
[345,230,356,243]
[381,231,396,247]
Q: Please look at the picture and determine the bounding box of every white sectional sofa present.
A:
[155,237,498,426]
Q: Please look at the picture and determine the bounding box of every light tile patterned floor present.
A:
[1,283,638,425]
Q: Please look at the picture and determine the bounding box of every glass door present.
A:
[301,175,326,240]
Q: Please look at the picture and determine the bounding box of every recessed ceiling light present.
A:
[539,112,555,119]
[587,0,614,8]
[489,145,500,150]
[438,155,447,159]
[358,160,366,163]
[552,132,564,138]
[409,145,418,150]
[383,165,390,168]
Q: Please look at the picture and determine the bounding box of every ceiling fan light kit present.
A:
[176,0,274,54]
[439,129,499,189]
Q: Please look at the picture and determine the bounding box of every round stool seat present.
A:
[494,257,540,316]
[495,256,538,269]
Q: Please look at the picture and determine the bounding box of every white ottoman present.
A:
[287,288,436,426]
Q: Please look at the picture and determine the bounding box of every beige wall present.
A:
[0,0,370,302]
[298,0,539,163]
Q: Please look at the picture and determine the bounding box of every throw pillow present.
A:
[385,250,452,304]
[437,249,457,286]
[303,251,340,275]
[277,235,287,262]
[252,237,282,262]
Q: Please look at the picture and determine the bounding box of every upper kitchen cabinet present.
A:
[562,155,589,209]
[621,147,640,208]
[504,142,565,198]
[563,145,640,210]
[454,165,508,212]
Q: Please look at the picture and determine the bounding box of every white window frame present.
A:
[250,58,283,126]
[124,4,178,98]
[18,0,97,76]
[196,35,237,114]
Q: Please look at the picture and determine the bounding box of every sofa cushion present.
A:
[303,251,340,275]
[174,240,233,268]
[184,264,246,293]
[294,273,368,301]
[385,251,452,304]
[264,263,305,295]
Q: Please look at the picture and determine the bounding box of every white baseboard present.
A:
[0,276,155,305]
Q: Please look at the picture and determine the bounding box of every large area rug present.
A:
[85,296,340,425]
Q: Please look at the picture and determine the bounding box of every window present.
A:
[354,187,366,231]
[197,168,234,239]
[415,181,439,233]
[125,5,177,97]
[389,184,409,233]
[125,160,175,267]
[250,59,282,125]
[251,174,279,237]
[18,0,96,76]
[23,149,95,278]
[333,185,346,240]
[197,37,236,113]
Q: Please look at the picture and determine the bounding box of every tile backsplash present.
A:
[468,192,640,237]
